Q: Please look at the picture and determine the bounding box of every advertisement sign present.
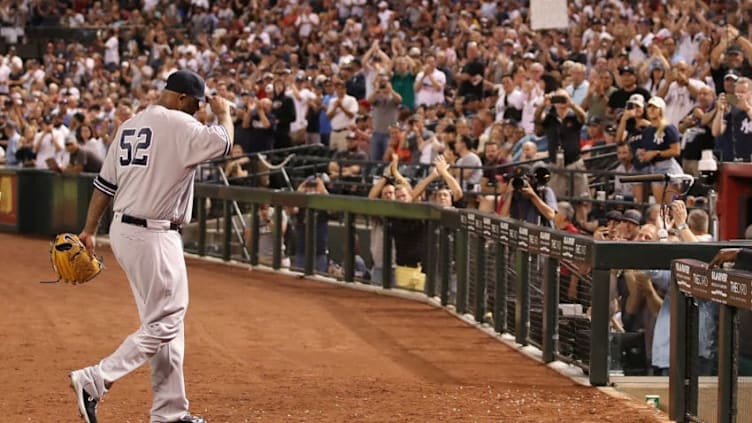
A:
[0,173,18,225]
[673,259,752,311]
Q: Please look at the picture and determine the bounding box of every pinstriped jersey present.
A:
[94,104,231,224]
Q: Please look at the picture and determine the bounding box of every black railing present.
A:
[669,258,752,423]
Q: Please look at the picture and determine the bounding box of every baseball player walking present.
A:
[69,69,234,423]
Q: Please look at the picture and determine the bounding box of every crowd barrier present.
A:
[189,182,750,387]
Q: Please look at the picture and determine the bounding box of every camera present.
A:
[305,173,322,187]
[698,149,718,185]
[625,103,636,110]
[379,81,387,89]
[550,95,567,104]
[507,165,551,192]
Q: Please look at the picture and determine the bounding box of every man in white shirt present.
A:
[414,55,446,107]
[294,5,319,38]
[289,72,318,142]
[660,60,703,127]
[494,74,524,122]
[103,29,120,71]
[33,115,65,168]
[327,78,358,152]
[565,63,589,107]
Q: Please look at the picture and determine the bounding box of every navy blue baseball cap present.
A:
[165,70,206,101]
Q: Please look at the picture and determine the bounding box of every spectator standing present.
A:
[328,132,368,181]
[1,122,20,166]
[243,97,276,153]
[637,96,684,203]
[368,74,401,161]
[712,77,752,162]
[613,142,635,200]
[32,115,64,168]
[319,78,335,147]
[659,60,703,127]
[710,26,752,95]
[565,63,589,107]
[78,124,106,162]
[289,72,318,144]
[536,89,588,199]
[327,79,358,152]
[291,175,330,272]
[617,94,651,202]
[270,78,296,150]
[391,56,415,110]
[608,66,650,116]
[62,138,102,173]
[494,74,524,122]
[583,70,616,121]
[454,135,482,190]
[498,163,558,226]
[457,41,485,100]
[679,84,715,176]
[414,55,446,107]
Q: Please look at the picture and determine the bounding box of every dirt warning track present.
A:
[0,233,664,422]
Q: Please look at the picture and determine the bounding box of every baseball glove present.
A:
[49,233,103,284]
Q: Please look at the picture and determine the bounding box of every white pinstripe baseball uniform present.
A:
[71,97,231,423]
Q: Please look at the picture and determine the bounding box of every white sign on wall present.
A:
[530,0,569,30]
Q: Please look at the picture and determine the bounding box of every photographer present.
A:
[498,163,558,226]
[368,72,402,162]
[535,89,588,200]
[290,175,331,272]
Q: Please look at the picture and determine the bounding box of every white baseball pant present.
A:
[74,217,190,422]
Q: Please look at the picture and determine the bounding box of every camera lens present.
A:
[512,176,525,191]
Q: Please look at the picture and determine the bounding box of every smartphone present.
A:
[550,95,567,104]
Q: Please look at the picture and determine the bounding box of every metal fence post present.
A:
[222,199,232,262]
[669,278,689,422]
[494,242,507,334]
[272,204,283,270]
[542,256,559,363]
[474,237,487,323]
[343,212,355,282]
[382,219,393,289]
[304,208,315,276]
[197,195,206,257]
[424,221,436,297]
[249,203,260,266]
[717,304,738,423]
[515,250,529,346]
[589,269,610,386]
[439,226,450,306]
[455,226,469,315]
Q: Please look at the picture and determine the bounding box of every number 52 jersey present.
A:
[93,104,232,224]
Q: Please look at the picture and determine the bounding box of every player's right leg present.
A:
[70,220,189,421]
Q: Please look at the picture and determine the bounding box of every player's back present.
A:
[96,104,231,223]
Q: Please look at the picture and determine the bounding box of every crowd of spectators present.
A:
[0,0,748,189]
[1,0,752,375]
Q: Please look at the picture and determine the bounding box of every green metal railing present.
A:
[189,183,752,387]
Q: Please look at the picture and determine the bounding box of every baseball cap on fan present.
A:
[165,70,206,101]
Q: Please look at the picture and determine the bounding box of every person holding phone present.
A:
[535,89,588,199]
[617,94,652,202]
[712,76,752,162]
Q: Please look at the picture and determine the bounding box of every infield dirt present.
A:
[0,233,665,422]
